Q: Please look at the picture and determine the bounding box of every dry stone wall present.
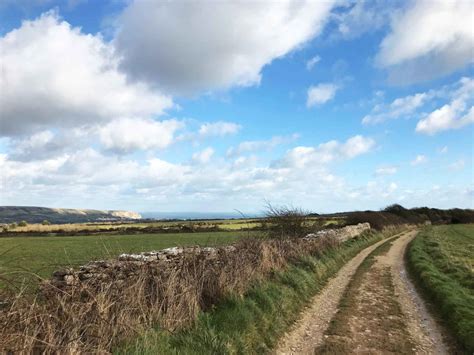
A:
[49,223,370,288]
[304,222,371,242]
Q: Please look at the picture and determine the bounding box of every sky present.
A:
[0,0,473,214]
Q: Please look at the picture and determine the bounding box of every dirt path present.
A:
[274,235,396,355]
[378,230,450,354]
[275,230,450,355]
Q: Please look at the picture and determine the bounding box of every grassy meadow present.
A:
[0,231,249,287]
[407,224,474,352]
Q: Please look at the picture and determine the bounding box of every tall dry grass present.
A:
[0,235,340,353]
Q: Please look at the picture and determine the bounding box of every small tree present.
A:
[264,202,309,238]
[18,220,28,227]
[42,220,51,225]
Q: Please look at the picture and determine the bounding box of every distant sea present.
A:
[140,211,261,220]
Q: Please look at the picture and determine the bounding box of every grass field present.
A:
[0,231,249,287]
[4,219,262,233]
[3,216,343,233]
[407,224,474,352]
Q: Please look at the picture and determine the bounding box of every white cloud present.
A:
[363,77,474,130]
[375,166,397,176]
[99,118,184,153]
[275,135,375,168]
[376,0,474,84]
[306,83,338,107]
[198,121,241,138]
[227,134,299,157]
[115,0,336,94]
[306,55,321,70]
[362,92,428,125]
[411,155,427,166]
[2,140,472,211]
[7,128,92,161]
[15,130,54,151]
[192,147,215,164]
[340,135,376,159]
[416,101,474,135]
[332,0,393,39]
[415,77,474,135]
[0,12,172,136]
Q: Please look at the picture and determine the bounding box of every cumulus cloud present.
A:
[2,139,472,211]
[198,121,241,138]
[0,145,338,210]
[306,83,338,107]
[0,12,172,136]
[340,135,376,158]
[362,77,474,131]
[7,128,94,161]
[411,155,427,166]
[227,134,299,157]
[13,131,54,153]
[376,0,474,84]
[192,147,214,164]
[416,77,474,135]
[306,55,321,71]
[362,92,429,125]
[275,135,375,168]
[1,134,373,209]
[332,0,393,39]
[416,102,474,135]
[99,118,184,153]
[115,0,336,94]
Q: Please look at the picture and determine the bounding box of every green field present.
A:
[407,224,474,352]
[5,219,263,233]
[4,216,343,234]
[0,231,249,286]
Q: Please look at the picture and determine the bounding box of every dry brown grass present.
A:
[0,234,340,353]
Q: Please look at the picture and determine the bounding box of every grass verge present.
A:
[406,224,474,353]
[116,231,387,354]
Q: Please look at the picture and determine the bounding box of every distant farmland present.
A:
[0,231,249,287]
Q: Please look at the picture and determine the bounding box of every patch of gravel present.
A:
[274,237,391,355]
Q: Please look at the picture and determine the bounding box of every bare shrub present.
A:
[264,202,310,238]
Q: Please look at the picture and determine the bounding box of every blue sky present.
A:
[0,0,472,214]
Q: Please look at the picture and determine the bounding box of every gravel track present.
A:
[274,236,392,354]
[274,230,449,354]
[378,230,450,354]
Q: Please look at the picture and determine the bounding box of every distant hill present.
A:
[0,206,142,224]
